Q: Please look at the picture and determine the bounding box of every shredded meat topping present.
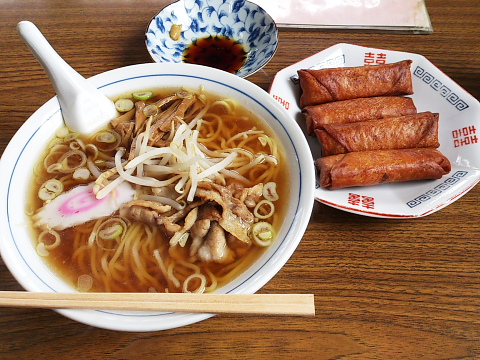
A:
[119,200,172,226]
[118,182,262,264]
[110,95,266,265]
[197,221,236,264]
[195,183,254,243]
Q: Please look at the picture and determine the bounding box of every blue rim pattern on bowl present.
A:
[0,63,315,331]
[145,0,278,77]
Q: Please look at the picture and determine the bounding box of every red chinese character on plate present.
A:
[364,52,375,65]
[376,53,387,64]
[348,193,361,206]
[362,196,375,209]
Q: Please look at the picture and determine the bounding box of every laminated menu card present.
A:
[251,0,432,33]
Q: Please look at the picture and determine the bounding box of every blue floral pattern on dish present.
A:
[145,0,278,77]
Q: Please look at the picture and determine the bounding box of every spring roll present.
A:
[315,112,440,156]
[315,148,451,190]
[302,96,417,134]
[298,60,414,108]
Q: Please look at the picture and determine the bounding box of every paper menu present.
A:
[251,0,433,33]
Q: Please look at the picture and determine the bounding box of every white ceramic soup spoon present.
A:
[17,21,118,134]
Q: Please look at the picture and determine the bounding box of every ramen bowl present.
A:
[0,62,315,332]
[145,0,278,77]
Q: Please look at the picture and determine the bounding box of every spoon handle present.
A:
[17,21,117,134]
[17,21,86,94]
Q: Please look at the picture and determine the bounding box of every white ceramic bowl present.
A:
[145,0,278,77]
[0,63,315,332]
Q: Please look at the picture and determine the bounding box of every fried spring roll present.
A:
[315,112,440,156]
[302,96,417,134]
[315,148,451,190]
[298,60,414,108]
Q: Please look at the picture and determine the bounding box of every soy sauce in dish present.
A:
[183,35,247,74]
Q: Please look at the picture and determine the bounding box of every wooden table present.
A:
[1,1,479,358]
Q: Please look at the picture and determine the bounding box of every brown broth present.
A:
[183,36,247,74]
[28,88,290,293]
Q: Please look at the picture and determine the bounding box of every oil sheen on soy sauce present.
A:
[183,35,247,74]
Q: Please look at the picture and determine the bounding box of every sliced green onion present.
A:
[251,222,275,247]
[211,100,232,113]
[64,132,80,142]
[94,130,121,151]
[39,229,61,250]
[96,130,117,143]
[58,150,87,173]
[143,104,159,117]
[36,242,49,257]
[38,187,56,201]
[46,163,62,173]
[55,127,70,138]
[77,274,93,292]
[98,223,124,240]
[43,179,64,194]
[38,179,64,200]
[258,230,272,240]
[115,98,134,112]
[253,199,275,219]
[177,92,195,99]
[132,90,154,101]
[73,167,91,180]
[263,182,279,201]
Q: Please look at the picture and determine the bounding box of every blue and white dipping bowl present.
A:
[145,0,279,77]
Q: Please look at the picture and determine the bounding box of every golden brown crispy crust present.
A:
[315,148,451,190]
[298,60,414,108]
[302,96,417,135]
[315,112,440,156]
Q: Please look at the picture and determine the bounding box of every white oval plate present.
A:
[0,63,315,331]
[269,43,480,218]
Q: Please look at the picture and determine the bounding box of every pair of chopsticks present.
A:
[0,291,315,316]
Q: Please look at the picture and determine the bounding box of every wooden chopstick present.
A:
[0,292,315,316]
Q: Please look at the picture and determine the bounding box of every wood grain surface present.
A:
[0,1,479,359]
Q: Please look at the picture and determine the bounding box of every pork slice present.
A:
[160,199,207,236]
[119,199,172,226]
[110,108,135,128]
[134,101,147,135]
[148,96,198,146]
[189,204,219,257]
[196,183,254,243]
[169,207,199,246]
[114,121,135,148]
[197,221,235,264]
[190,219,211,239]
[238,183,263,208]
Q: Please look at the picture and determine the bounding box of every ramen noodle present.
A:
[29,88,289,294]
